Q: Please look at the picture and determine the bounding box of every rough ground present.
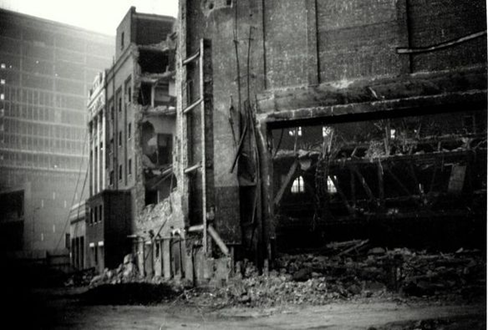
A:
[12,288,487,330]
[3,245,485,329]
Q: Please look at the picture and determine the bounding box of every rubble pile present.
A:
[136,200,172,235]
[64,268,96,287]
[88,254,140,286]
[189,242,485,307]
[67,240,485,308]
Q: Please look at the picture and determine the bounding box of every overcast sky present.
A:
[0,0,178,35]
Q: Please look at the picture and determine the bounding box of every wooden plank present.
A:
[273,159,299,206]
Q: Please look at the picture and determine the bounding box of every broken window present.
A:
[157,134,173,166]
[128,122,132,139]
[154,83,171,106]
[138,49,169,74]
[138,83,152,106]
[145,189,158,205]
[119,164,123,180]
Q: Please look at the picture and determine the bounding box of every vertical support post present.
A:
[162,238,172,279]
[200,39,214,256]
[185,243,194,284]
[256,120,273,264]
[377,160,385,209]
[350,168,356,212]
[136,237,144,277]
[200,39,208,255]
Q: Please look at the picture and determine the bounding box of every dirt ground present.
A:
[10,287,485,330]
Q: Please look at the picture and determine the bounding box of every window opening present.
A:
[291,175,305,194]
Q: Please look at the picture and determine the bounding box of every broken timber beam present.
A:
[274,159,299,206]
[329,175,356,217]
[208,225,230,256]
[350,165,378,206]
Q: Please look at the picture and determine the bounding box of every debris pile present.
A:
[64,268,96,287]
[66,240,485,308]
[83,254,140,287]
[136,200,172,235]
[187,242,485,307]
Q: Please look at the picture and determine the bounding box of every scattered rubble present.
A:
[67,241,485,308]
[187,242,485,308]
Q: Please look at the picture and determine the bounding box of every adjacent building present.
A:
[0,9,114,253]
[174,0,487,270]
[85,7,176,271]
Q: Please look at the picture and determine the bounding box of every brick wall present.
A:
[409,0,487,72]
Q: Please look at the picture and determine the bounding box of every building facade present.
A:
[0,9,114,252]
[85,7,176,271]
[175,0,487,267]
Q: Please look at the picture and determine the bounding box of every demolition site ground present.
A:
[3,242,485,330]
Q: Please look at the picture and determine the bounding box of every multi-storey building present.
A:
[85,7,176,272]
[174,0,487,272]
[0,9,114,252]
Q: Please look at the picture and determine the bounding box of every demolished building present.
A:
[170,0,487,280]
[85,7,176,272]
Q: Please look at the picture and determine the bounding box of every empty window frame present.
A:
[291,176,305,194]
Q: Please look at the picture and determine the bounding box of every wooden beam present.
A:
[429,160,438,194]
[385,165,412,196]
[208,225,230,256]
[408,162,424,198]
[274,159,299,206]
[329,175,355,216]
[350,165,377,205]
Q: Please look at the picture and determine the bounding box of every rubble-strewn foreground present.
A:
[78,241,485,308]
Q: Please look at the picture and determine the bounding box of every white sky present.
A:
[0,0,178,35]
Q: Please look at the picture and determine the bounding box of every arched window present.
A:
[291,175,305,194]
